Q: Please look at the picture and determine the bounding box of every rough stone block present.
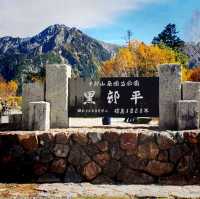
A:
[176,100,199,130]
[50,159,66,174]
[137,142,159,160]
[53,144,70,158]
[117,168,154,184]
[28,101,50,131]
[22,82,44,129]
[82,161,102,181]
[64,166,83,183]
[9,114,22,130]
[145,160,174,176]
[182,81,200,123]
[159,64,181,130]
[94,152,110,167]
[18,133,38,152]
[120,133,138,152]
[46,64,71,128]
[103,159,121,178]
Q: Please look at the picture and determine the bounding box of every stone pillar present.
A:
[176,100,199,130]
[28,101,50,131]
[182,81,200,123]
[22,82,45,129]
[46,64,71,128]
[159,64,181,130]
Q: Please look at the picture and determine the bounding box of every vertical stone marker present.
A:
[159,64,181,130]
[46,64,71,128]
[182,81,200,123]
[22,82,44,130]
[176,100,199,130]
[29,101,50,131]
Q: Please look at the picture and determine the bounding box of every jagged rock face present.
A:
[0,24,118,81]
[182,42,200,68]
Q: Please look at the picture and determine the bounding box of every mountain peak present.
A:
[45,24,70,32]
[34,24,69,41]
[40,24,83,35]
[0,24,118,81]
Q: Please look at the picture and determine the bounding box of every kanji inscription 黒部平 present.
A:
[69,77,159,117]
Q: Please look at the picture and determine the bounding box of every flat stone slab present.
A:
[1,183,200,198]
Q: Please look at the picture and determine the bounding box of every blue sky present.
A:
[84,0,200,44]
[0,0,199,44]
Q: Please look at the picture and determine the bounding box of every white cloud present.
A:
[0,0,162,37]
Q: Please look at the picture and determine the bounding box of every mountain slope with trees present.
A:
[0,24,118,83]
[152,23,200,68]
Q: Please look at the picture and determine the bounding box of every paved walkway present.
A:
[69,117,158,128]
[1,183,200,198]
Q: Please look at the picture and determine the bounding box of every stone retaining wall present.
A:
[1,130,200,185]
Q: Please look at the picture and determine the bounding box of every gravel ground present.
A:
[1,183,200,198]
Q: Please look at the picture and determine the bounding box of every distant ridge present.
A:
[181,42,200,68]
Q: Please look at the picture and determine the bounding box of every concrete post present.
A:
[182,81,200,124]
[176,100,199,130]
[46,64,71,128]
[22,82,45,129]
[28,101,50,131]
[159,64,181,130]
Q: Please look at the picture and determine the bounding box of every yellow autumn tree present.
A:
[182,67,192,81]
[101,48,136,76]
[133,43,177,76]
[100,41,180,77]
[0,77,21,110]
[0,80,18,99]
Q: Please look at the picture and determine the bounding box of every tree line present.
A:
[100,23,199,81]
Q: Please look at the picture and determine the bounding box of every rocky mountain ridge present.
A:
[0,24,118,81]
